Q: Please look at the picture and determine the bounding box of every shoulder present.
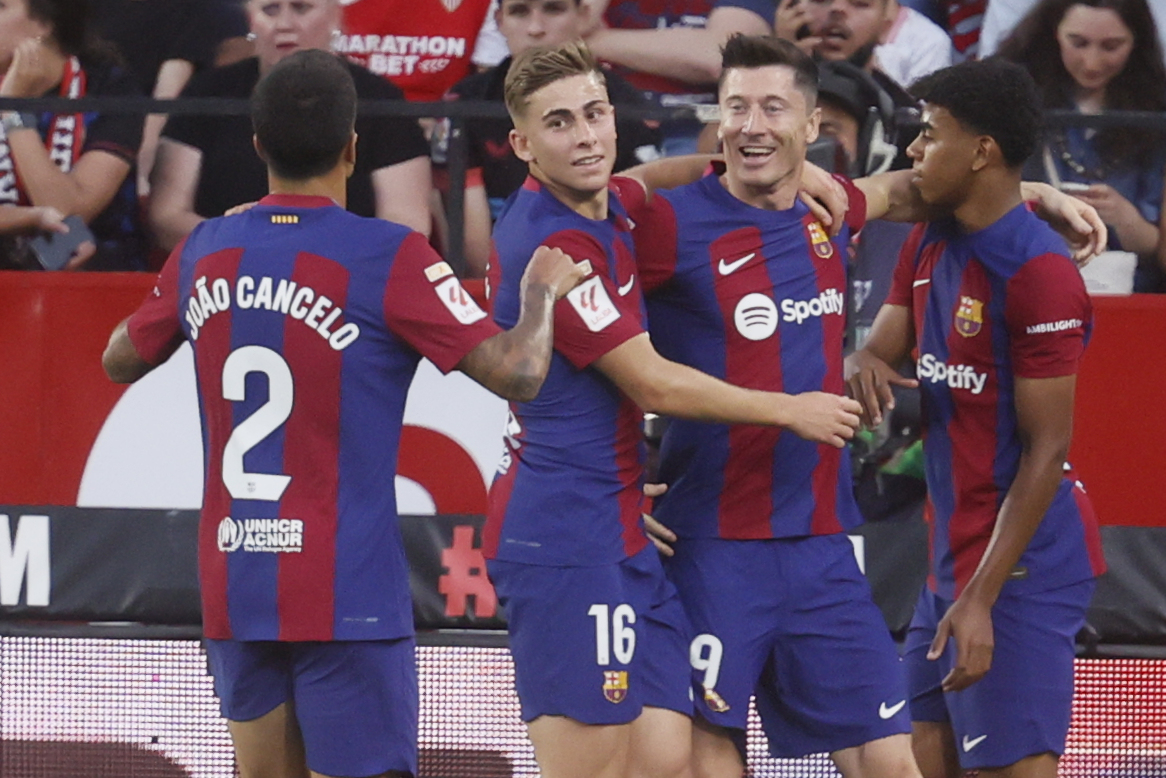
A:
[80,58,139,96]
[347,60,407,99]
[603,70,648,105]
[181,58,259,97]
[448,66,498,99]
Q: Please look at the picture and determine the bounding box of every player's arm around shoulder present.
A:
[593,334,861,448]
[456,246,589,402]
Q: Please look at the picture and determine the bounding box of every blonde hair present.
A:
[504,40,606,118]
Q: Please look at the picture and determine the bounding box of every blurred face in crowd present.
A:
[718,65,820,207]
[498,0,583,57]
[806,0,892,68]
[1056,3,1134,100]
[0,0,51,72]
[906,104,980,210]
[817,97,860,166]
[509,72,617,211]
[248,0,340,72]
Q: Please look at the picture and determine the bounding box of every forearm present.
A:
[860,169,938,223]
[1110,211,1158,255]
[962,446,1066,605]
[622,154,715,199]
[7,131,97,218]
[149,204,204,252]
[457,283,557,402]
[587,27,723,84]
[631,358,792,426]
[0,205,46,233]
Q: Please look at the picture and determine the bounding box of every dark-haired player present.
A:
[103,49,587,778]
[846,58,1106,778]
[625,35,1106,778]
[484,40,867,778]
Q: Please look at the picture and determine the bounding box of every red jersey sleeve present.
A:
[884,223,927,307]
[126,240,186,366]
[543,229,645,369]
[612,176,679,294]
[836,175,868,235]
[383,231,502,373]
[1006,253,1091,378]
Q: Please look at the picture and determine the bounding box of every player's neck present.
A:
[267,169,349,209]
[952,172,1024,234]
[531,168,609,220]
[719,166,800,212]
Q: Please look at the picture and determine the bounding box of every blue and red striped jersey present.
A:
[126,194,500,641]
[885,204,1106,598]
[630,172,867,539]
[483,177,650,566]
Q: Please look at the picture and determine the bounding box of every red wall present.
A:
[1,271,1161,527]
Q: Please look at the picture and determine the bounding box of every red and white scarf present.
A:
[0,55,87,205]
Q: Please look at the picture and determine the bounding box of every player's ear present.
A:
[971,134,995,172]
[805,105,821,145]
[252,134,269,164]
[344,131,358,168]
[510,127,535,163]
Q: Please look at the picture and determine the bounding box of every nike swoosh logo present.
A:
[618,275,635,296]
[718,253,755,276]
[912,278,931,288]
[962,734,988,752]
[878,700,907,719]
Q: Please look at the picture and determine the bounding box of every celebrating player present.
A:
[102,50,587,778]
[845,58,1106,778]
[623,35,1107,778]
[483,41,866,778]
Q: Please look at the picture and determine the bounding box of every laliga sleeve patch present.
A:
[435,277,488,325]
[566,275,621,332]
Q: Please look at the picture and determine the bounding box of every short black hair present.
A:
[910,58,1041,169]
[718,34,819,106]
[251,50,357,181]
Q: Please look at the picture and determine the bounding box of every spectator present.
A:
[981,0,1166,58]
[801,0,923,165]
[0,205,94,269]
[88,0,250,194]
[583,0,774,155]
[0,0,146,270]
[875,0,953,89]
[149,0,431,252]
[998,0,1166,292]
[336,0,501,102]
[445,0,661,276]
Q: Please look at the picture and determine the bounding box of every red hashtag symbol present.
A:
[438,525,498,618]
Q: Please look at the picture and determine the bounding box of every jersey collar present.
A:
[258,194,339,209]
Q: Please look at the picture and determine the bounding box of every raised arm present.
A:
[594,332,862,448]
[586,5,772,86]
[149,138,206,251]
[456,246,589,402]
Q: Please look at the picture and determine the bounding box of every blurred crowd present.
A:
[0,0,1163,290]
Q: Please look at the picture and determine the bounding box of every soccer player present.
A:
[483,41,866,778]
[102,50,588,778]
[622,35,1107,778]
[845,58,1106,778]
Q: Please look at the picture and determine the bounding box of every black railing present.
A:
[2,96,1163,276]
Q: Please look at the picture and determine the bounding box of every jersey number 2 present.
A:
[221,345,294,501]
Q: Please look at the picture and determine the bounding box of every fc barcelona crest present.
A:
[440,0,465,11]
[603,670,629,703]
[807,221,834,259]
[703,686,731,713]
[955,295,984,337]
